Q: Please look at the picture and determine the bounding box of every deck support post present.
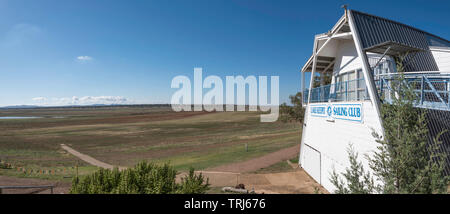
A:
[421,76,425,105]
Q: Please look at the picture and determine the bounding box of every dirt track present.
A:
[61,144,126,170]
[208,144,300,173]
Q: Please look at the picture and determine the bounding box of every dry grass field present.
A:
[0,106,302,184]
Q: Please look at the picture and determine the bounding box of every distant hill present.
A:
[1,105,40,109]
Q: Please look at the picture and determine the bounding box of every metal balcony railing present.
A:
[303,78,370,103]
[303,72,450,111]
[375,72,450,111]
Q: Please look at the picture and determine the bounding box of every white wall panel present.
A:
[301,144,321,183]
[430,47,450,72]
[300,101,383,192]
[333,40,362,76]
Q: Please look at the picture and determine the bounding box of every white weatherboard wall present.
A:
[430,47,450,71]
[300,101,383,192]
[332,40,362,77]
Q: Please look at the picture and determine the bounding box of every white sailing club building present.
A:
[299,9,450,192]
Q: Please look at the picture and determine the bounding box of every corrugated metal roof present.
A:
[350,10,449,72]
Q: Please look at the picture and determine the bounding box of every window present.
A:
[334,69,367,102]
[356,69,366,100]
[347,71,356,101]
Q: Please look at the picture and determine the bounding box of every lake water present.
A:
[0,116,42,119]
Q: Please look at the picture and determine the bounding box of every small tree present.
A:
[313,72,332,88]
[368,56,448,194]
[279,102,293,123]
[279,92,305,123]
[330,145,375,194]
[289,92,305,123]
[176,168,210,194]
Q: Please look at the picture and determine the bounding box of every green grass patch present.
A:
[253,161,294,174]
[289,155,299,164]
[153,134,299,171]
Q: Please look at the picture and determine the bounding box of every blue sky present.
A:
[0,0,449,106]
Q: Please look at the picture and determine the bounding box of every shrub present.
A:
[0,162,12,169]
[70,162,209,194]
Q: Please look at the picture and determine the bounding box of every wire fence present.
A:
[0,159,76,177]
[0,185,54,194]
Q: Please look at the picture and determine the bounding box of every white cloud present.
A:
[76,96,128,105]
[31,96,134,106]
[76,56,93,62]
[32,97,47,102]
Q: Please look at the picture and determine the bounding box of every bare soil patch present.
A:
[189,168,326,194]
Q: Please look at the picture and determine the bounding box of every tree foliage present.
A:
[70,162,210,194]
[330,145,375,194]
[313,72,332,88]
[280,92,305,123]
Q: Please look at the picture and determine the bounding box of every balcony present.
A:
[303,72,450,111]
[376,72,450,111]
[303,78,370,103]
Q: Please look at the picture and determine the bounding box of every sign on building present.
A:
[310,103,363,123]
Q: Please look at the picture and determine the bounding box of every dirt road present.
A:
[61,144,126,170]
